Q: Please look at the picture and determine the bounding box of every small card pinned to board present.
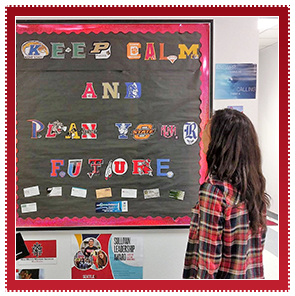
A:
[169,189,185,201]
[96,188,112,199]
[21,202,37,213]
[143,188,160,199]
[121,188,137,198]
[47,187,62,197]
[23,186,40,198]
[95,201,128,213]
[71,187,87,198]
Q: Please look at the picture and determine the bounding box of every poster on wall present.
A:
[71,234,143,279]
[215,63,257,99]
[15,21,211,228]
[18,240,57,265]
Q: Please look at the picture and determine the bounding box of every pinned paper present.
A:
[143,188,160,199]
[95,201,128,213]
[169,190,185,201]
[21,202,37,213]
[47,187,62,197]
[23,186,40,198]
[121,189,137,198]
[96,188,112,199]
[71,187,87,198]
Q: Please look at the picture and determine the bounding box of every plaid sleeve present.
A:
[183,182,224,279]
[198,183,224,278]
[183,203,200,278]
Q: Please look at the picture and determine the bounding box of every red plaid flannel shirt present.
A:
[183,175,266,279]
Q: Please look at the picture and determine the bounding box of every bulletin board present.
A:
[15,21,212,228]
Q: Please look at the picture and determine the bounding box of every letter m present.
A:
[178,44,199,59]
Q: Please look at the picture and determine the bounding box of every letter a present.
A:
[144,43,156,60]
[81,82,97,99]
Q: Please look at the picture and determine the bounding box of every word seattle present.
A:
[21,40,200,63]
[50,158,174,179]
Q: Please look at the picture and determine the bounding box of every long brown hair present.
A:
[206,109,270,233]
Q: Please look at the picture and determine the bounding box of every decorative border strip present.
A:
[5,5,290,8]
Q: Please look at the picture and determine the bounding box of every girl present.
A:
[183,109,270,279]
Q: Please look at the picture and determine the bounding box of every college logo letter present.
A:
[21,41,49,59]
[144,43,156,60]
[115,123,132,139]
[68,159,83,178]
[87,159,103,178]
[81,82,98,99]
[45,120,67,138]
[112,158,128,175]
[27,119,45,139]
[65,123,80,139]
[183,122,198,145]
[127,42,141,59]
[178,44,199,59]
[50,159,64,177]
[125,82,141,99]
[102,82,120,99]
[89,42,111,59]
[132,159,153,176]
[157,159,173,178]
[81,123,97,139]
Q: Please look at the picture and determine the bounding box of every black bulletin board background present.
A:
[16,21,212,227]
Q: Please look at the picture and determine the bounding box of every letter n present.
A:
[102,82,120,99]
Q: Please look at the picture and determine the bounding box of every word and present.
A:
[81,82,141,99]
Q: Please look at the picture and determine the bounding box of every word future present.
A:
[50,158,173,179]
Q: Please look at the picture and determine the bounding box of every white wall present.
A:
[212,17,259,131]
[16,17,262,280]
[258,43,279,215]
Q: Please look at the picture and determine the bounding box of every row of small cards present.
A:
[21,201,129,214]
[22,186,185,200]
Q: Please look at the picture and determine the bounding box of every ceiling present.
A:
[259,18,278,50]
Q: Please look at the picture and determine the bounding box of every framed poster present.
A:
[15,21,212,228]
[215,63,257,99]
[71,234,143,279]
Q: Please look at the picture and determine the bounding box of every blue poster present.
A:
[215,63,257,99]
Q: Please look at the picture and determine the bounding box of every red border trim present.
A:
[15,22,210,228]
[16,22,207,35]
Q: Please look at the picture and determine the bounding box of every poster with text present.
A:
[18,240,57,265]
[215,63,257,99]
[71,234,143,279]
